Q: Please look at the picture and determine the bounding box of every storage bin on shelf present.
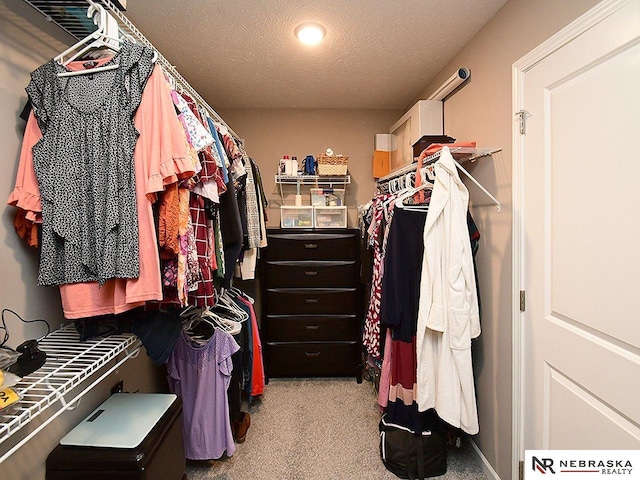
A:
[280,206,314,228]
[317,154,348,176]
[310,188,345,207]
[314,206,348,228]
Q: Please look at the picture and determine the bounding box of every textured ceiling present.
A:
[124,0,508,110]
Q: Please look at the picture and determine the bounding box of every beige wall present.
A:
[0,0,604,479]
[0,3,166,478]
[226,2,601,479]
[217,108,403,228]
[0,0,70,345]
[410,1,599,478]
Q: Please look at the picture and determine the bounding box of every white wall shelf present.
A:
[375,147,502,211]
[0,325,141,463]
[376,147,501,184]
[274,174,351,185]
[274,174,351,205]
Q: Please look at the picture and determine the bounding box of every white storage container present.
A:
[280,206,314,228]
[314,206,347,228]
[310,188,345,207]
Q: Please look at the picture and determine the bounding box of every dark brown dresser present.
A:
[261,228,362,383]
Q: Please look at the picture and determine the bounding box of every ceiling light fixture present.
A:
[295,22,326,46]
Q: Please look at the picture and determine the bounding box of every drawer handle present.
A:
[305,324,320,330]
[304,271,318,276]
[305,352,321,357]
[304,243,318,249]
[305,298,319,304]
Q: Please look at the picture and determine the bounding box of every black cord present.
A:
[0,309,51,348]
[0,310,8,347]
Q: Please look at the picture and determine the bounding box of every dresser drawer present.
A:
[264,260,358,288]
[265,314,359,342]
[265,288,358,315]
[263,231,358,261]
[265,341,360,378]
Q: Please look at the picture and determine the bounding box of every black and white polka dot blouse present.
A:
[26,41,155,286]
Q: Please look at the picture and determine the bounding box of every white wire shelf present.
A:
[275,174,351,185]
[275,174,351,206]
[22,1,126,40]
[377,147,501,184]
[376,147,502,211]
[0,325,140,463]
[22,0,242,141]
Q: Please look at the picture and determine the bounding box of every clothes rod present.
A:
[377,147,501,184]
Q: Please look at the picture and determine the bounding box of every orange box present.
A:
[372,150,390,179]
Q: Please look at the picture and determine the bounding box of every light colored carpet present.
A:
[185,378,488,480]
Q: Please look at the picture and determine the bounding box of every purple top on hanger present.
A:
[167,328,240,460]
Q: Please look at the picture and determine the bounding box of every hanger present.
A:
[229,285,255,304]
[182,306,242,343]
[55,4,158,79]
[377,148,442,195]
[165,72,177,91]
[181,307,212,344]
[424,164,436,182]
[404,172,414,189]
[394,181,433,211]
[380,176,427,220]
[180,304,198,319]
[381,148,440,216]
[201,308,242,335]
[214,294,249,323]
[55,5,122,74]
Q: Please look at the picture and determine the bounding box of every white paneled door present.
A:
[514,0,640,470]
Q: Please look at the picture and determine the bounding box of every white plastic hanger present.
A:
[381,172,432,220]
[394,181,433,211]
[56,62,120,78]
[201,309,241,335]
[214,294,249,323]
[229,285,255,304]
[182,306,242,342]
[55,5,122,76]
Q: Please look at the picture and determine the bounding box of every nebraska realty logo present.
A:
[525,451,640,478]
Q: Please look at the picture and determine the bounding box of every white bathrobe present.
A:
[416,146,481,435]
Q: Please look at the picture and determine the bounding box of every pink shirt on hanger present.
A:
[8,61,195,319]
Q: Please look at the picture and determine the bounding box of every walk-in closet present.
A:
[2,1,639,479]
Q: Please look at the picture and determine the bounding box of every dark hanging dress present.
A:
[381,206,443,434]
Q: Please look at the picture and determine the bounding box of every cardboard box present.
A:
[374,133,392,151]
[372,150,390,179]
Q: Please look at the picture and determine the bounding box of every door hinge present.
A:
[520,290,526,312]
[515,110,530,134]
[519,460,524,480]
